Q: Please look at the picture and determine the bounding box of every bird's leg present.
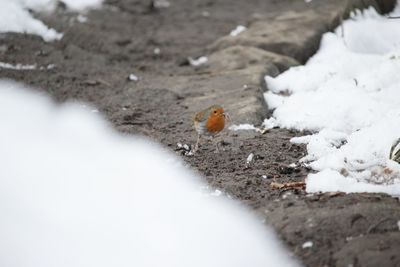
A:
[213,136,220,153]
[193,134,201,153]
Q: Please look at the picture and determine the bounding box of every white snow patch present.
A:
[262,117,279,129]
[229,123,258,131]
[0,1,62,41]
[0,0,102,41]
[302,241,313,249]
[264,5,400,196]
[61,0,102,10]
[188,56,208,66]
[0,79,299,267]
[230,25,246,37]
[0,62,37,70]
[229,124,267,133]
[0,61,55,70]
[264,91,285,110]
[211,189,223,197]
[307,169,400,195]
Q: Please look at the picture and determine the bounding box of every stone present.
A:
[208,0,397,63]
[206,45,299,73]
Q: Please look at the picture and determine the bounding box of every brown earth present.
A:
[1,0,400,266]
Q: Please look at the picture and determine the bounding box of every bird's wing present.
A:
[194,110,207,122]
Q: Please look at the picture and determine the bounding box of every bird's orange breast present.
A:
[205,113,225,133]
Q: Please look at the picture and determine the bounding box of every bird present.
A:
[193,105,226,153]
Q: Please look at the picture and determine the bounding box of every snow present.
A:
[188,56,208,66]
[302,241,313,249]
[229,124,267,133]
[60,0,102,10]
[264,5,400,196]
[230,123,259,131]
[0,61,55,70]
[307,169,400,195]
[0,61,37,70]
[16,0,102,11]
[0,80,299,267]
[0,0,102,41]
[211,189,223,197]
[0,1,62,41]
[230,25,246,37]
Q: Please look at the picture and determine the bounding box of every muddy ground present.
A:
[1,0,400,266]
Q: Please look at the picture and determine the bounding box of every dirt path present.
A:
[1,0,400,266]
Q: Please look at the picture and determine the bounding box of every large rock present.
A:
[209,0,397,63]
[145,67,271,125]
[182,68,269,124]
[206,45,299,74]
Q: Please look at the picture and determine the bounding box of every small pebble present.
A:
[201,11,210,17]
[128,74,139,81]
[246,153,254,164]
[230,25,246,37]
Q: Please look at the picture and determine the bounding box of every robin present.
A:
[193,105,227,153]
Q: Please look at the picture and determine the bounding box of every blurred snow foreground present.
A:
[264,4,400,196]
[0,0,102,41]
[0,80,298,267]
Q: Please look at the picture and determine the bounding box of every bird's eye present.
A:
[213,110,217,114]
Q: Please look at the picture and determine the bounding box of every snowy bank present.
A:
[264,5,400,196]
[0,80,298,267]
[0,0,102,41]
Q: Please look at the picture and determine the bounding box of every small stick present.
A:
[270,181,306,190]
[193,134,201,153]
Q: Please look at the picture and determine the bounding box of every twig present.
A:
[270,181,306,190]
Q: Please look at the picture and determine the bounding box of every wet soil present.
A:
[1,0,400,266]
